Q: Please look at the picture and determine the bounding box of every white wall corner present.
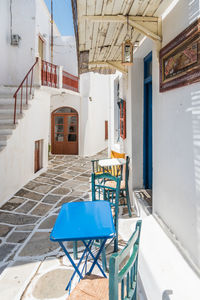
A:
[58,65,63,89]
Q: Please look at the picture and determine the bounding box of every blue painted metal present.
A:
[50,201,115,241]
[143,52,153,189]
[50,201,115,290]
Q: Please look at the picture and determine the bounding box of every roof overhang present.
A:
[71,0,174,75]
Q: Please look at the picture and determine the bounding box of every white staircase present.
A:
[0,87,33,152]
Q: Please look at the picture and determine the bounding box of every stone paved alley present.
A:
[0,150,136,300]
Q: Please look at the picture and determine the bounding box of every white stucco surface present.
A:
[153,0,200,271]
[123,0,200,291]
[0,89,50,205]
[54,36,78,76]
[79,72,109,156]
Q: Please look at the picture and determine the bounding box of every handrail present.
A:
[62,70,79,92]
[13,57,39,124]
[41,60,59,88]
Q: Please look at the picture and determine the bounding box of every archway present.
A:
[51,107,78,154]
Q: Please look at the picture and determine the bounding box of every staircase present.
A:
[0,87,33,152]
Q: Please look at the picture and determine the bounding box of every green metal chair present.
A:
[91,172,121,253]
[91,156,132,217]
[68,220,142,300]
[73,172,121,270]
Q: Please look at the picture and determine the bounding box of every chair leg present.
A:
[100,240,107,271]
[73,241,78,260]
[126,187,132,217]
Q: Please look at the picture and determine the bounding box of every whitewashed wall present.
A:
[0,0,36,86]
[53,36,78,76]
[153,0,200,271]
[128,0,200,272]
[0,90,50,205]
[80,72,110,156]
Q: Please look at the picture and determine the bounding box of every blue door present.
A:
[143,52,152,189]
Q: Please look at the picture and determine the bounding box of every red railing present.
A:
[62,70,79,92]
[41,60,59,88]
[13,57,39,124]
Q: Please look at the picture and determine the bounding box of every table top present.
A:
[50,201,115,242]
[98,158,126,167]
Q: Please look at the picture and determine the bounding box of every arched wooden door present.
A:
[51,107,78,155]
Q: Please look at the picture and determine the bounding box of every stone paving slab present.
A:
[0,260,41,300]
[0,197,25,211]
[0,148,135,300]
[0,224,13,237]
[15,200,37,214]
[30,203,52,217]
[0,212,39,225]
[15,189,44,201]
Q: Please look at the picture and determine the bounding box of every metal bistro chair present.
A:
[69,220,142,300]
[73,172,121,271]
[91,156,132,217]
[91,172,121,252]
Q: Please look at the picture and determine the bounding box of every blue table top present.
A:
[50,201,115,242]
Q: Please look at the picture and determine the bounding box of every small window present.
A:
[34,140,43,173]
[55,107,77,113]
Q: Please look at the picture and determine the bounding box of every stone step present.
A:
[0,112,23,120]
[0,124,16,129]
[0,103,29,110]
[0,128,13,135]
[0,135,10,146]
[0,119,17,125]
[0,145,6,152]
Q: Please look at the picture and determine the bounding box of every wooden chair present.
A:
[91,156,132,217]
[68,220,142,300]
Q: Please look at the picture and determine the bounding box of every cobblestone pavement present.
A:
[0,149,136,300]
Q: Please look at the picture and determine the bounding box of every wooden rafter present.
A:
[88,61,127,74]
[82,15,162,42]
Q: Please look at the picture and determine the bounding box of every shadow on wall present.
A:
[191,90,200,270]
[188,0,200,23]
[162,290,173,300]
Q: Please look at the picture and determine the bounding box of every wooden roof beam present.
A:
[88,61,127,74]
[82,15,162,42]
[82,15,159,22]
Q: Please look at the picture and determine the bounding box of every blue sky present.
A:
[44,0,74,36]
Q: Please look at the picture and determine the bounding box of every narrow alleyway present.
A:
[0,149,135,300]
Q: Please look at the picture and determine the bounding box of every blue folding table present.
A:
[50,200,115,290]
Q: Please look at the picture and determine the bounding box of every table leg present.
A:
[84,239,107,277]
[59,240,92,290]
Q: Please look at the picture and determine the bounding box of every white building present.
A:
[73,0,200,299]
[0,0,110,205]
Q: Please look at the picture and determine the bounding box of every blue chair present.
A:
[68,220,142,300]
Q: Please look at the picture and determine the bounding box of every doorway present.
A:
[51,107,78,155]
[143,52,152,189]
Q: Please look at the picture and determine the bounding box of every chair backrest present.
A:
[109,220,142,300]
[91,172,121,252]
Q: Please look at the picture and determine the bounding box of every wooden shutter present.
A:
[105,120,108,140]
[120,100,126,139]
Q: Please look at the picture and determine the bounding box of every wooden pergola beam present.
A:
[82,15,162,42]
[82,15,158,22]
[88,61,127,74]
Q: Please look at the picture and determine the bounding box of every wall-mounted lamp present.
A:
[89,96,92,102]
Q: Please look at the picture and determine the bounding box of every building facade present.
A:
[73,0,200,298]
